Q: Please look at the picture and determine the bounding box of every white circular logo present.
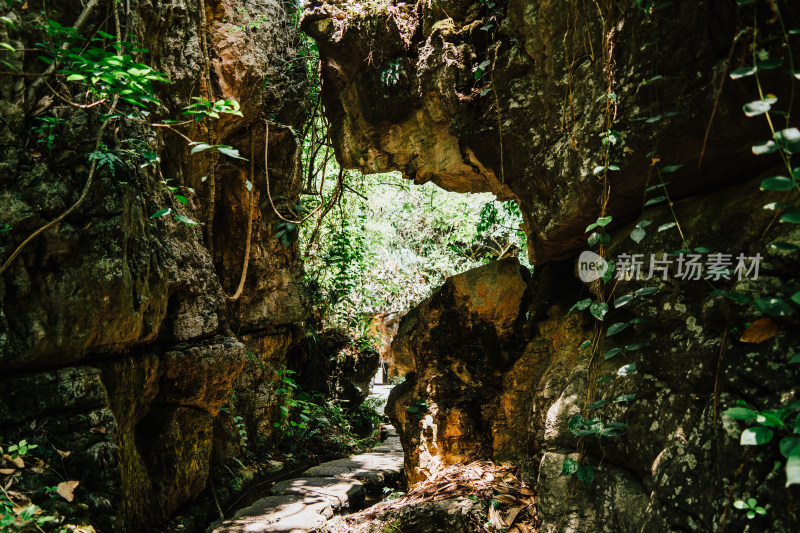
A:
[578,251,609,283]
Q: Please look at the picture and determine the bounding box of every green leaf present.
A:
[625,342,649,351]
[785,449,800,487]
[570,298,592,313]
[645,182,669,193]
[587,399,609,410]
[743,100,771,117]
[630,227,646,243]
[756,411,785,429]
[752,140,778,155]
[600,427,625,437]
[588,232,610,247]
[561,457,579,476]
[579,340,592,350]
[175,195,188,204]
[590,302,609,321]
[760,176,795,191]
[780,437,800,457]
[617,363,636,376]
[585,216,613,233]
[730,66,756,79]
[754,297,794,316]
[763,203,794,213]
[597,375,615,383]
[780,209,800,224]
[607,322,629,336]
[662,164,683,173]
[601,260,616,283]
[603,347,623,359]
[740,427,774,445]
[771,241,800,252]
[756,58,783,70]
[723,407,756,420]
[644,196,667,207]
[614,294,633,308]
[190,143,214,154]
[176,214,200,225]
[150,208,171,218]
[612,394,636,403]
[576,465,595,486]
[658,222,676,232]
[792,292,800,307]
[775,128,800,154]
[635,286,659,296]
[66,73,85,81]
[218,146,246,160]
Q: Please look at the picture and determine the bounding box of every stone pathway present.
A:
[209,426,403,533]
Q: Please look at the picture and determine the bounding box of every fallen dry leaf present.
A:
[740,317,779,344]
[505,506,525,526]
[0,468,15,475]
[89,427,107,435]
[3,454,24,469]
[55,449,71,459]
[57,480,80,502]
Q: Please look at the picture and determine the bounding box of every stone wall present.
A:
[305,1,800,531]
[386,178,800,532]
[0,0,309,529]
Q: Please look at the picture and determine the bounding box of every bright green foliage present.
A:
[725,399,800,486]
[31,116,65,149]
[182,98,243,121]
[733,498,767,520]
[88,144,123,177]
[42,21,169,108]
[7,439,37,458]
[301,171,527,329]
[273,368,382,457]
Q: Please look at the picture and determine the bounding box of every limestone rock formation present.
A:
[387,177,800,532]
[302,0,798,264]
[387,258,531,483]
[0,0,310,529]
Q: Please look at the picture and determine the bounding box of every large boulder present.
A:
[386,258,531,483]
[302,0,799,264]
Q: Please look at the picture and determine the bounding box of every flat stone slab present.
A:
[270,477,365,510]
[209,425,404,532]
[302,450,404,486]
[209,495,332,533]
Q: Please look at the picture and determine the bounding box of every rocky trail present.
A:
[209,426,404,533]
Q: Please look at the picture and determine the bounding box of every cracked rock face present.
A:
[302,0,798,264]
[0,0,309,529]
[387,177,800,532]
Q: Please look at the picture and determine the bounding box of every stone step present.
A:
[270,477,365,511]
[208,424,404,533]
[208,494,332,533]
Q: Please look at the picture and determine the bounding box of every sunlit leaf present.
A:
[607,322,629,336]
[740,427,774,445]
[760,176,795,191]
